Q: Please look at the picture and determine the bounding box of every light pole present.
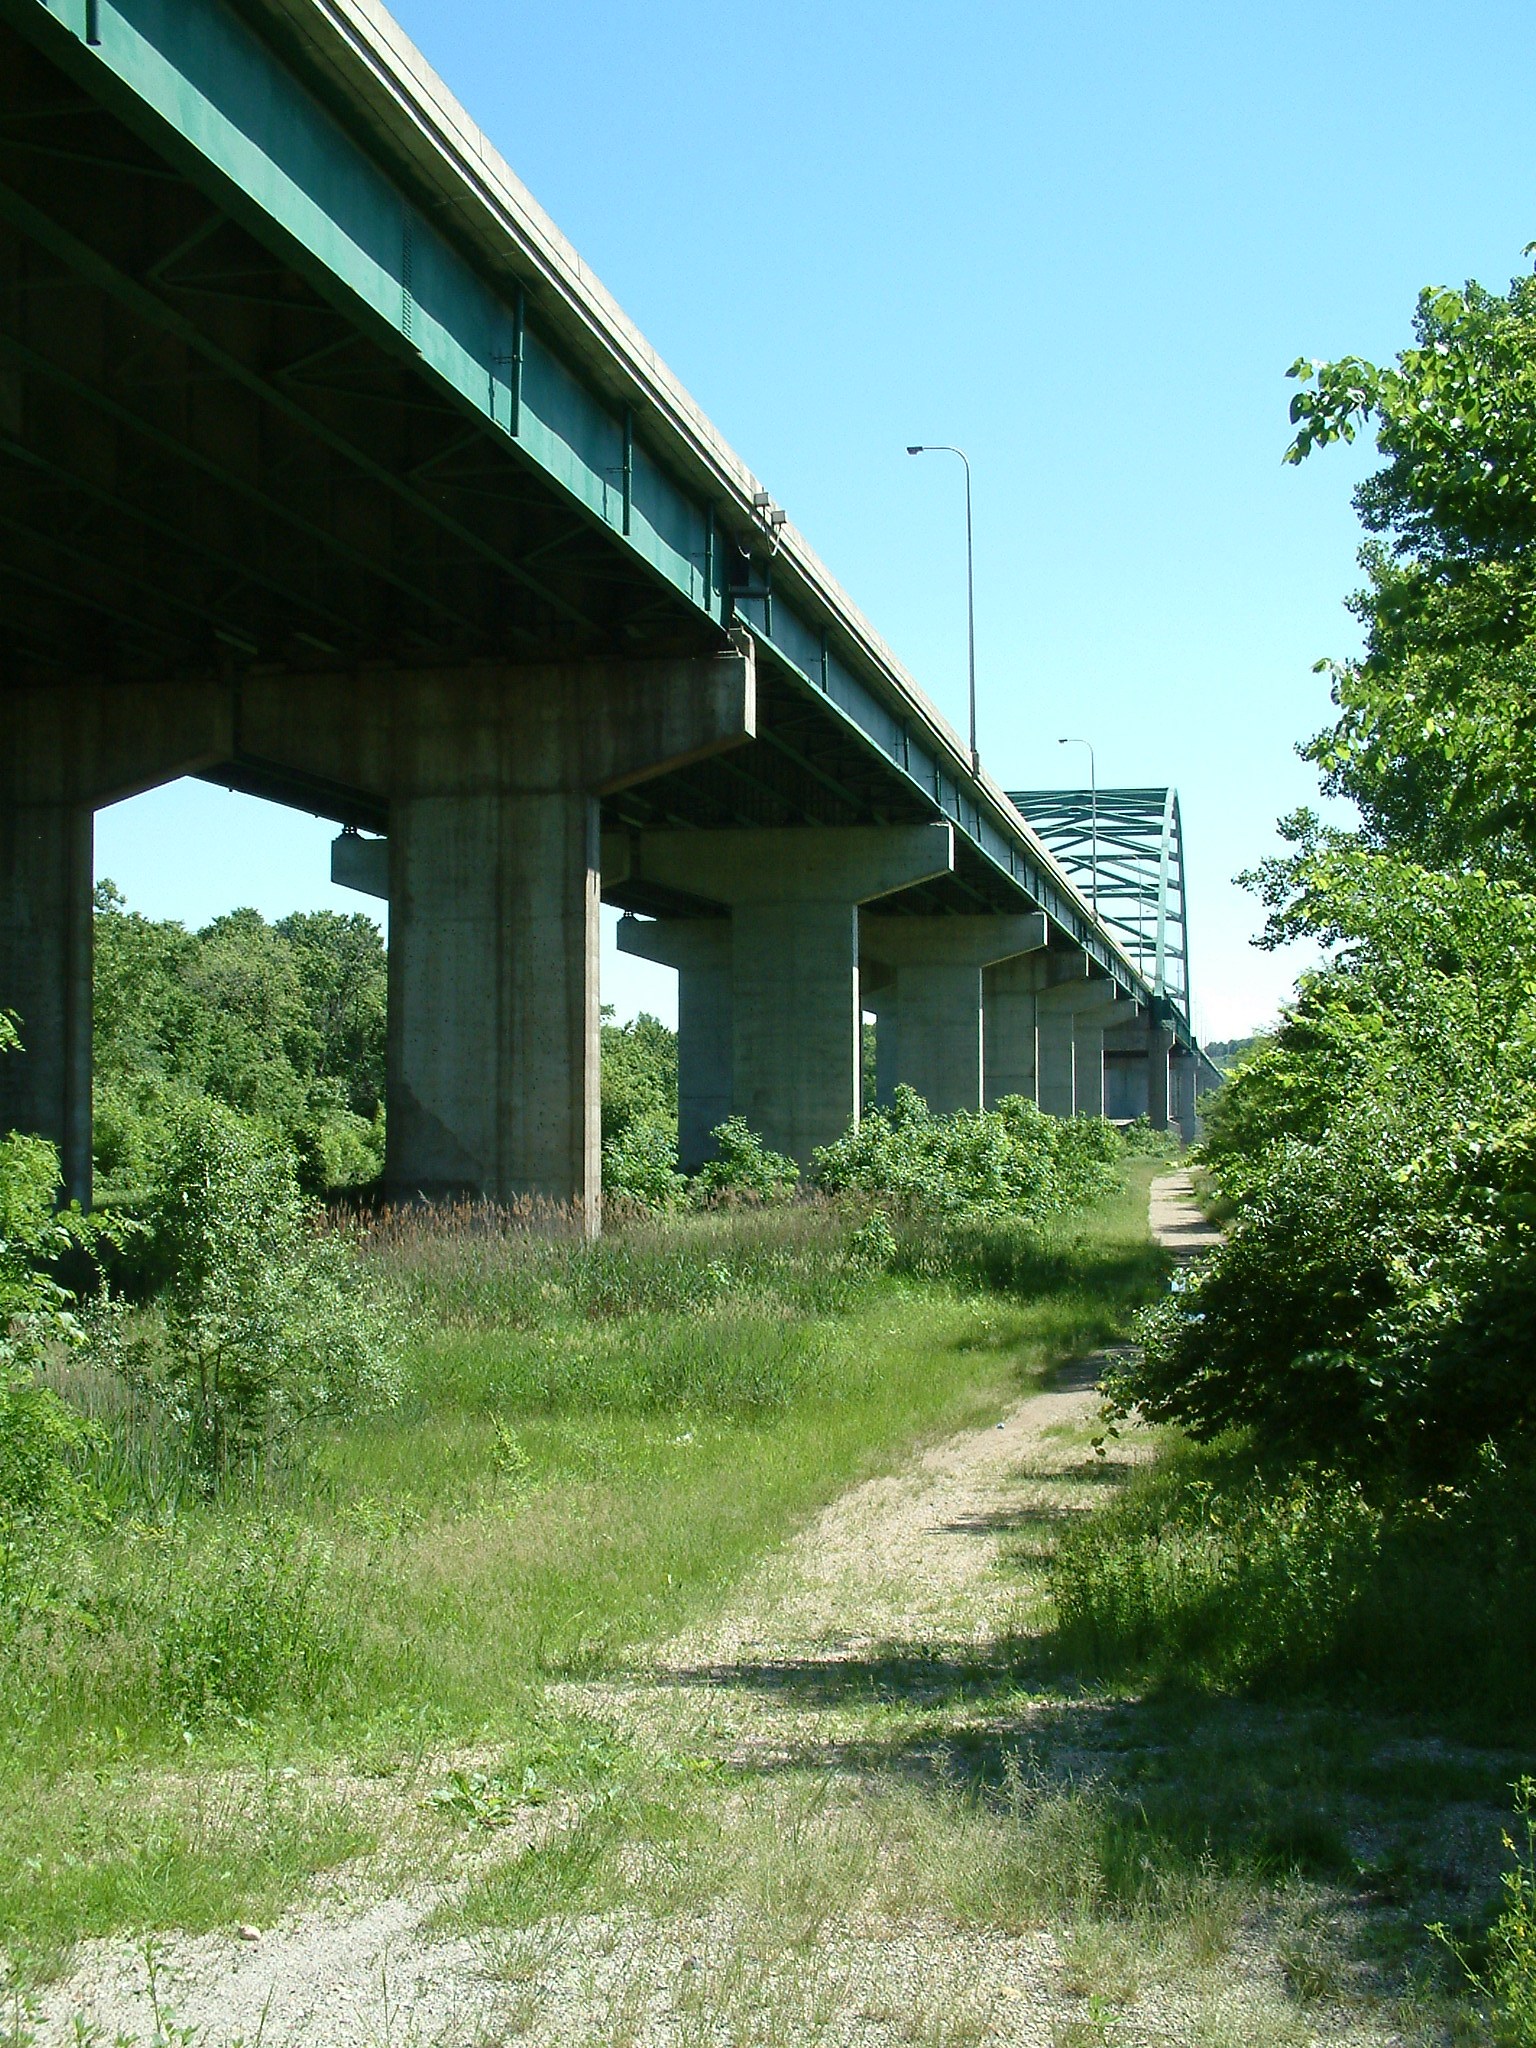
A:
[1057,736,1099,920]
[906,444,978,775]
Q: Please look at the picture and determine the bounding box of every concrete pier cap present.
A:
[0,644,758,1228]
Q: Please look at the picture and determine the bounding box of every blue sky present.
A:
[100,0,1536,1039]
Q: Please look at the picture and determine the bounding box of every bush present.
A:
[1118,1098,1536,1480]
[602,1115,686,1210]
[812,1087,1120,1220]
[1118,1116,1182,1158]
[691,1118,799,1205]
[105,1100,405,1487]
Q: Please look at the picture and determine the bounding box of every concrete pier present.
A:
[1027,953,1092,1118]
[1147,1017,1173,1131]
[630,825,954,1164]
[982,955,1039,1107]
[1034,985,1080,1118]
[1170,1046,1198,1143]
[0,802,94,1206]
[615,916,731,1170]
[1068,984,1135,1121]
[862,912,1044,1113]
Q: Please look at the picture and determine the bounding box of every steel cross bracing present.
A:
[1010,788,1190,1012]
[0,0,1201,1050]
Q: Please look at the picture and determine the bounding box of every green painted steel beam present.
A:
[0,181,589,637]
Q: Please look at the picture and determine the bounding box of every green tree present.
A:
[599,1008,677,1149]
[1116,248,1536,1476]
[92,887,386,1195]
[1285,262,1536,881]
[275,910,388,1118]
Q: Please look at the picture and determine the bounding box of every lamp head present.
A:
[906,445,924,455]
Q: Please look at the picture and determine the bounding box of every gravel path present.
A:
[33,1356,1124,2048]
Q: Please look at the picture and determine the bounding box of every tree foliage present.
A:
[93,884,388,1196]
[0,1017,108,1619]
[1285,268,1536,882]
[1116,251,1536,1478]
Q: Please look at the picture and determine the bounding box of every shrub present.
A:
[691,1118,799,1205]
[1118,1099,1536,1479]
[1118,1115,1182,1158]
[602,1115,686,1211]
[812,1087,1119,1219]
[107,1100,405,1486]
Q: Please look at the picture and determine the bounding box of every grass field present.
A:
[0,1169,1165,1971]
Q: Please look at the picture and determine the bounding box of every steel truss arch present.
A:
[1007,786,1190,1014]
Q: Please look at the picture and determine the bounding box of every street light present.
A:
[906,444,978,775]
[1057,736,1099,920]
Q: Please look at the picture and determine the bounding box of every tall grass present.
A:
[1048,1434,1536,1726]
[0,1172,1164,1958]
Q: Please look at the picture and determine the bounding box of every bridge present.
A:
[0,0,1215,1221]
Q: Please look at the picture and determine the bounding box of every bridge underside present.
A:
[0,6,1201,1222]
[0,18,991,903]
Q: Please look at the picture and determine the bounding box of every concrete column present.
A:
[1025,950,1094,1119]
[386,786,604,1212]
[617,915,731,1170]
[0,802,93,1205]
[1035,985,1079,1118]
[1071,1015,1108,1119]
[1104,1004,1151,1120]
[983,954,1038,1106]
[2,676,234,1205]
[1147,1018,1173,1131]
[1170,1047,1197,1143]
[629,824,954,1165]
[733,897,859,1158]
[862,913,1044,1112]
[1069,986,1134,1121]
[354,651,755,1221]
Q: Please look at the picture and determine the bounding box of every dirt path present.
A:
[1146,1169,1223,1261]
[31,1180,1419,2048]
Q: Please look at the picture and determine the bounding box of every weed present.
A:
[152,1519,346,1725]
[1437,1776,1536,2046]
[428,1768,545,1829]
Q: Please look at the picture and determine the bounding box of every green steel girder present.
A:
[0,0,1206,1048]
[10,352,483,639]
